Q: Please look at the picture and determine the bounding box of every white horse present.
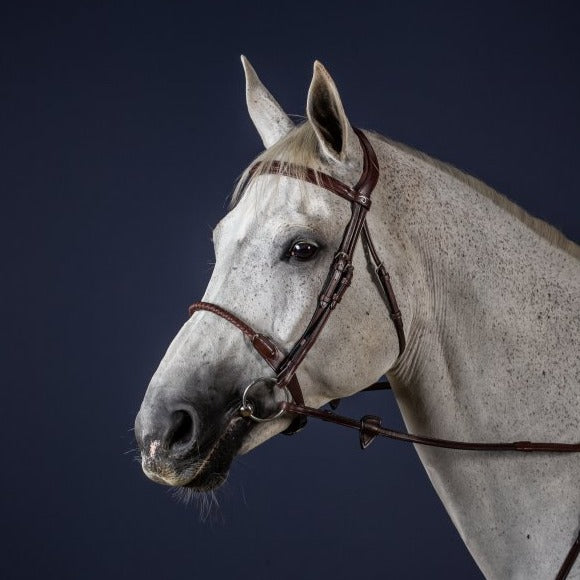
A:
[135,58,580,579]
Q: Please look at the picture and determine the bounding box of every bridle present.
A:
[190,128,403,431]
[189,128,580,579]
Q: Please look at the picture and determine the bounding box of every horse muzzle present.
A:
[134,402,199,485]
[134,396,255,490]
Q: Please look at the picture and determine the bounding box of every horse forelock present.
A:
[230,121,324,209]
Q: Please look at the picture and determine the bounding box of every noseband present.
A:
[190,127,405,432]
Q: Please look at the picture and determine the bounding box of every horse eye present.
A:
[288,241,319,261]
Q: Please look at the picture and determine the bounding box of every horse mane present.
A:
[373,132,580,260]
[232,122,579,260]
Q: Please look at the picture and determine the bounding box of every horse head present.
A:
[134,58,402,491]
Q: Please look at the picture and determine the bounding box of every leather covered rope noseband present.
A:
[188,128,580,579]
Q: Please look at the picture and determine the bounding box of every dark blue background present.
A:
[2,2,578,579]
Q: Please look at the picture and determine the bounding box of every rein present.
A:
[279,401,580,580]
[189,128,580,579]
[282,401,580,454]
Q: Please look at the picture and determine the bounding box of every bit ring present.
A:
[239,377,291,423]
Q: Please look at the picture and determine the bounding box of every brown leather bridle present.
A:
[189,128,579,579]
[190,128,404,431]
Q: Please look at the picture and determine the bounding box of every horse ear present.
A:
[241,55,294,148]
[306,61,355,163]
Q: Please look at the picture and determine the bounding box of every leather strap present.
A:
[188,301,304,407]
[361,222,405,355]
[556,529,580,580]
[271,128,381,392]
[189,302,285,368]
[247,161,372,208]
[281,402,580,453]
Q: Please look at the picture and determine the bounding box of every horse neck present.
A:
[370,138,579,442]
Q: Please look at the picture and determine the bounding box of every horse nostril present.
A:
[168,409,195,451]
[135,403,198,459]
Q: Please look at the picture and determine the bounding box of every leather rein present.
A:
[189,128,580,579]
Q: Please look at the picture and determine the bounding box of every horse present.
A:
[135,57,580,579]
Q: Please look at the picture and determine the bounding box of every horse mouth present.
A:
[141,414,253,492]
[181,415,252,491]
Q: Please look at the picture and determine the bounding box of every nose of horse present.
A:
[134,402,198,461]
